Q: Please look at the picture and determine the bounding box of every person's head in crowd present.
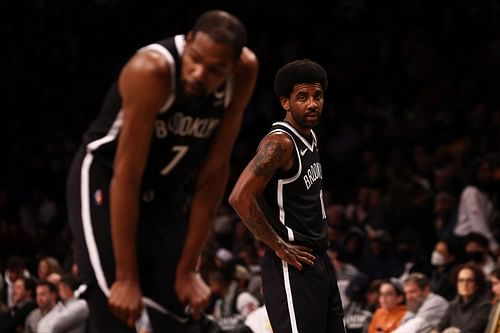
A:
[356,184,379,210]
[464,232,490,264]
[344,226,366,258]
[489,266,500,303]
[466,156,495,193]
[234,264,251,290]
[237,243,259,268]
[35,280,58,314]
[403,272,431,313]
[208,266,234,297]
[366,279,384,311]
[214,248,234,268]
[432,150,461,192]
[5,255,27,283]
[431,238,461,269]
[378,279,405,311]
[434,192,456,219]
[13,277,35,305]
[369,229,392,257]
[326,204,345,227]
[394,229,422,264]
[58,274,78,302]
[453,264,486,302]
[37,256,62,281]
[345,273,371,303]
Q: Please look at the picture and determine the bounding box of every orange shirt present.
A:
[368,305,407,333]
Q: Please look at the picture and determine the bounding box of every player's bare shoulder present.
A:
[251,131,294,177]
[118,50,172,110]
[120,50,172,87]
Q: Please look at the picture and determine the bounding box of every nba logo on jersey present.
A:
[94,189,103,206]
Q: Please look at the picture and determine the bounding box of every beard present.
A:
[406,297,424,313]
[292,110,321,129]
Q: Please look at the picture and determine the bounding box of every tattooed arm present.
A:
[229,132,315,270]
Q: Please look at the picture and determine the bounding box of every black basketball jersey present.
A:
[80,35,232,196]
[260,121,328,252]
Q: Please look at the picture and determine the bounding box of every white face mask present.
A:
[431,251,446,266]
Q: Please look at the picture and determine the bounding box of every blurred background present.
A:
[1,0,500,320]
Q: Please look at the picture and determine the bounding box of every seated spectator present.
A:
[0,277,36,333]
[2,256,31,308]
[454,157,498,255]
[46,274,89,333]
[432,192,458,241]
[25,280,61,333]
[343,273,375,333]
[233,304,273,333]
[484,266,500,333]
[368,279,406,333]
[433,264,491,333]
[36,257,62,282]
[463,232,496,277]
[429,238,462,301]
[393,273,448,333]
[208,266,260,331]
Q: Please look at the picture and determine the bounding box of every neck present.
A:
[283,118,311,137]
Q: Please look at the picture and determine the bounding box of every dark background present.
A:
[1,0,500,269]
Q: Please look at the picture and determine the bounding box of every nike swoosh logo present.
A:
[300,148,308,156]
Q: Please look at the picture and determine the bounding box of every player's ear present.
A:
[185,31,194,43]
[280,97,290,111]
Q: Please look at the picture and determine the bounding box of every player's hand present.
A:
[108,279,144,328]
[275,243,315,271]
[175,270,210,320]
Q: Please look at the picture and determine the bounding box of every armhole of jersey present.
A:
[267,129,302,183]
[137,43,176,114]
[224,76,234,108]
[311,129,318,148]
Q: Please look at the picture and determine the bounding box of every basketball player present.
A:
[66,10,258,332]
[229,59,345,333]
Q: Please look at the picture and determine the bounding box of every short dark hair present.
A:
[17,276,36,294]
[37,280,58,294]
[465,232,490,248]
[60,274,78,291]
[192,10,247,59]
[404,272,430,290]
[274,59,328,100]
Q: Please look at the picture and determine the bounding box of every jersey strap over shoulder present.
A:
[260,121,328,252]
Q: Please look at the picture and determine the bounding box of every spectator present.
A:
[484,266,500,333]
[208,266,259,331]
[0,277,36,333]
[36,257,62,282]
[464,232,496,277]
[433,264,491,333]
[368,279,406,333]
[343,273,374,333]
[429,238,462,301]
[47,274,89,333]
[25,281,60,333]
[432,192,458,241]
[454,158,499,255]
[393,273,448,333]
[2,256,30,308]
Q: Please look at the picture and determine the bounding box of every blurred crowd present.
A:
[2,0,500,332]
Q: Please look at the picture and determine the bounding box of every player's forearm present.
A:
[110,176,140,280]
[177,171,227,273]
[230,194,284,252]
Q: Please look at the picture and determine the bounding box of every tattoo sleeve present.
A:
[250,141,286,177]
[245,197,282,250]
